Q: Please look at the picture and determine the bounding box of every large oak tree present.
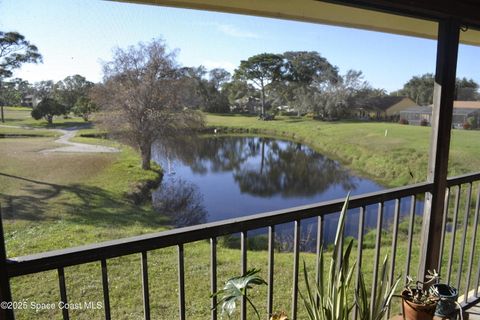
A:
[93,38,204,170]
[234,53,284,116]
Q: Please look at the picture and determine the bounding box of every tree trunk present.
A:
[140,142,152,170]
[260,139,265,175]
[261,86,265,116]
[46,115,53,125]
[0,106,4,123]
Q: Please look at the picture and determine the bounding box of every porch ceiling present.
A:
[119,0,480,46]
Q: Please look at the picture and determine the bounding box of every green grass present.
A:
[2,106,92,129]
[2,109,480,319]
[0,126,59,138]
[1,108,165,256]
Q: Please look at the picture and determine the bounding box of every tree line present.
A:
[0,76,99,124]
[391,73,479,105]
[2,32,479,169]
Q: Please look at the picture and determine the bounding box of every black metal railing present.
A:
[2,173,480,319]
[443,173,480,309]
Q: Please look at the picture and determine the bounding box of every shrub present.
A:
[398,118,409,125]
[420,118,429,126]
[463,121,471,130]
[467,116,477,129]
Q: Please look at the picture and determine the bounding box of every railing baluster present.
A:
[141,251,150,320]
[178,245,186,320]
[291,220,300,320]
[210,238,217,320]
[315,215,324,308]
[0,206,14,320]
[241,231,247,320]
[315,215,324,295]
[370,202,383,318]
[438,188,451,274]
[447,185,461,284]
[354,206,365,320]
[58,267,69,320]
[405,195,416,283]
[467,184,480,300]
[476,259,480,299]
[267,226,275,319]
[457,183,472,293]
[100,259,111,320]
[387,199,400,318]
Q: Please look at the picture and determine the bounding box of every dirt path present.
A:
[1,125,119,153]
[41,127,119,153]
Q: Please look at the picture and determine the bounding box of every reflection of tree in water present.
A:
[152,178,207,227]
[153,136,357,198]
[234,139,357,197]
[153,135,258,174]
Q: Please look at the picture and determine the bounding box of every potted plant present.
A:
[401,271,440,320]
[430,283,460,319]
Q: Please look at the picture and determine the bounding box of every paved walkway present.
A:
[1,125,119,153]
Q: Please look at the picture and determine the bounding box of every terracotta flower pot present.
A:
[402,289,437,320]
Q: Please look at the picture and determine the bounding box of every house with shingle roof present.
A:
[400,101,480,128]
[352,96,418,120]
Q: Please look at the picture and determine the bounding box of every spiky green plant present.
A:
[211,268,267,319]
[301,194,357,320]
[355,255,401,320]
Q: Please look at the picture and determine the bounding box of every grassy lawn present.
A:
[2,108,480,319]
[1,139,166,255]
[1,107,165,257]
[2,106,92,129]
[206,114,480,187]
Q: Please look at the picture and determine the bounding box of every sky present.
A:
[1,0,479,92]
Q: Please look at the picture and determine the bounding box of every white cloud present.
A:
[216,24,260,39]
[201,60,237,73]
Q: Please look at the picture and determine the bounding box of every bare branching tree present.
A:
[92,38,204,169]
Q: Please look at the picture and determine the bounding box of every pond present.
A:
[151,136,423,244]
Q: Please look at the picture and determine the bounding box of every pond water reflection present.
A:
[151,136,387,230]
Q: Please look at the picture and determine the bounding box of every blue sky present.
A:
[1,0,479,92]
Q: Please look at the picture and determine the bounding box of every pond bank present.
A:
[205,114,436,188]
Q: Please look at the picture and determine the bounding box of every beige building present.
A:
[353,96,418,120]
[400,101,480,128]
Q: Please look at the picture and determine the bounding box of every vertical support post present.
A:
[267,226,275,319]
[418,18,460,281]
[210,238,217,320]
[0,206,14,320]
[371,202,384,317]
[291,220,300,320]
[141,251,151,320]
[178,245,186,320]
[241,232,247,320]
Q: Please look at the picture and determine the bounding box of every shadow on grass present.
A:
[0,172,169,228]
[29,121,93,130]
[284,117,306,123]
[210,113,259,117]
[0,134,48,138]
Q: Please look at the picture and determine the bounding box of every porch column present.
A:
[418,18,460,281]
